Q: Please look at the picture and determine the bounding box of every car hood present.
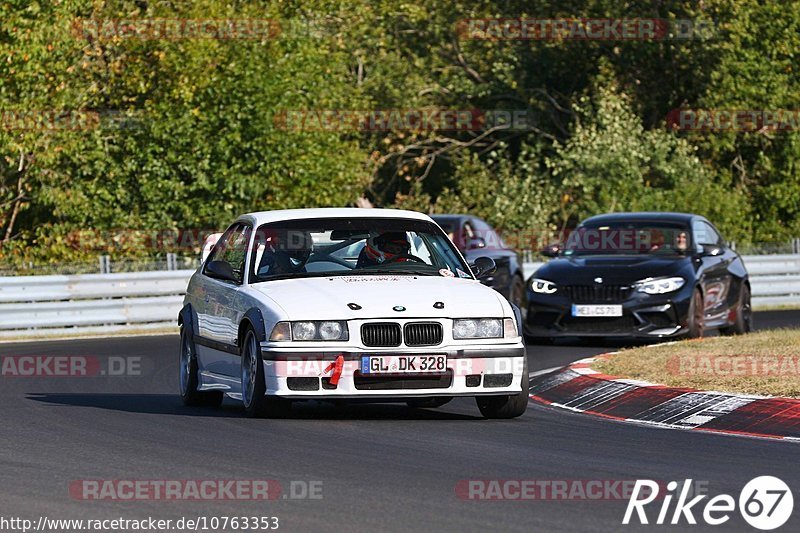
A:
[534,255,691,285]
[249,275,508,320]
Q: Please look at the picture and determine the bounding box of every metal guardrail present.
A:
[0,254,798,338]
[0,270,193,338]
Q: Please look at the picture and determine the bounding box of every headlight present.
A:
[292,321,317,340]
[269,321,349,341]
[530,278,557,294]
[453,318,505,339]
[635,276,686,295]
[318,321,343,340]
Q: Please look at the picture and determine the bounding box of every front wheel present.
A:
[720,284,753,335]
[476,357,529,419]
[241,329,291,418]
[509,275,526,310]
[179,327,223,407]
[685,288,705,339]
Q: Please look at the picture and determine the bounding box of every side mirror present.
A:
[469,256,497,279]
[468,237,486,250]
[540,244,561,258]
[700,244,722,257]
[205,260,238,282]
[201,232,223,263]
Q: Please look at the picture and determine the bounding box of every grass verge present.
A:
[593,329,800,398]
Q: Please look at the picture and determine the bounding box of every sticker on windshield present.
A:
[457,269,471,278]
[439,268,455,278]
[339,276,415,283]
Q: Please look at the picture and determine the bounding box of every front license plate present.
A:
[361,355,447,374]
[571,304,623,317]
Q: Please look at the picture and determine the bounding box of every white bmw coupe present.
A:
[179,208,528,418]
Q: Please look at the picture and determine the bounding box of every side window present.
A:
[204,223,251,284]
[692,221,721,250]
[473,217,505,249]
[461,221,476,250]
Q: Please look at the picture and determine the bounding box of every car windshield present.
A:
[561,221,691,256]
[249,217,472,282]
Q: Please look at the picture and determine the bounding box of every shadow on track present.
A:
[25,393,484,421]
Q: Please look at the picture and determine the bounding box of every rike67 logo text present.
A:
[624,477,793,530]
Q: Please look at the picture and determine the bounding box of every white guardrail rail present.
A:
[0,254,798,338]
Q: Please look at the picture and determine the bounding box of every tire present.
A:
[720,283,753,335]
[509,275,526,310]
[179,326,224,407]
[685,288,705,339]
[476,357,529,419]
[406,397,453,409]
[241,328,291,418]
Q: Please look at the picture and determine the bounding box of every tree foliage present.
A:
[1,0,798,265]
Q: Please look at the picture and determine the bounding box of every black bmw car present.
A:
[525,212,752,342]
[431,214,526,309]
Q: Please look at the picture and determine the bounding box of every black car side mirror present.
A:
[700,244,723,257]
[205,260,239,282]
[540,244,561,258]
[468,237,486,250]
[469,256,497,279]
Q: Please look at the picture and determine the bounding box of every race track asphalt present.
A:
[1,311,798,532]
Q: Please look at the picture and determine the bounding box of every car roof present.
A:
[235,207,435,227]
[581,212,702,226]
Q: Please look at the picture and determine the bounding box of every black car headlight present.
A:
[269,321,349,341]
[530,278,557,294]
[635,277,686,295]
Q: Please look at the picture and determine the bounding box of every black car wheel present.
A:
[720,284,753,335]
[476,357,529,419]
[686,288,705,339]
[179,326,224,407]
[241,328,291,418]
[509,275,525,309]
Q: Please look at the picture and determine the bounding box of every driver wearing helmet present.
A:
[356,231,411,268]
[256,228,314,276]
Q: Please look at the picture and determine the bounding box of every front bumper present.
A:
[259,345,526,400]
[524,287,693,338]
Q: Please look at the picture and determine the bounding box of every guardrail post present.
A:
[167,253,177,271]
[98,255,111,274]
[793,238,800,254]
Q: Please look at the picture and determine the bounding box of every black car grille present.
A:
[404,322,443,346]
[361,323,402,347]
[562,285,632,303]
[561,315,638,333]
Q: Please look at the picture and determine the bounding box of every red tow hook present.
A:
[322,355,345,387]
